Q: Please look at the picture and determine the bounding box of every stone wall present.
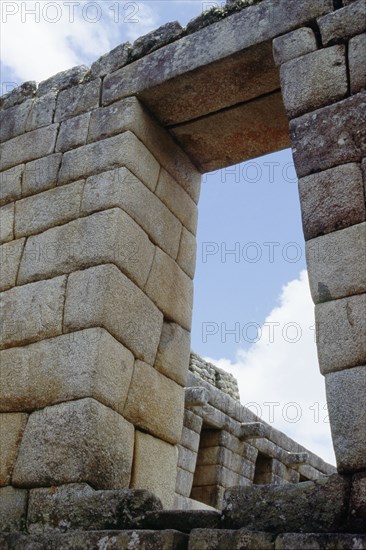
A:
[189,353,240,401]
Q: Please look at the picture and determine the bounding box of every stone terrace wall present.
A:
[189,353,240,401]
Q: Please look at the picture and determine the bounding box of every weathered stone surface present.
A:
[0,530,188,548]
[299,163,366,240]
[82,167,182,258]
[22,153,62,196]
[156,169,198,235]
[0,413,28,486]
[272,27,317,66]
[171,91,290,172]
[184,410,203,434]
[155,322,191,386]
[0,164,23,206]
[90,42,130,79]
[318,0,366,46]
[0,99,32,142]
[181,427,201,453]
[349,33,366,95]
[130,22,183,61]
[0,238,25,291]
[124,361,184,445]
[64,264,163,364]
[130,510,221,533]
[59,131,160,191]
[290,92,366,177]
[19,207,154,289]
[37,65,89,96]
[0,486,27,532]
[0,275,66,349]
[307,223,366,303]
[15,179,83,237]
[0,124,59,172]
[194,464,239,488]
[12,398,134,489]
[54,79,100,122]
[326,366,366,473]
[191,485,225,509]
[349,471,366,532]
[189,529,275,550]
[88,97,201,203]
[131,431,178,508]
[145,248,193,331]
[26,92,57,132]
[1,81,36,110]
[316,293,366,374]
[280,46,348,118]
[177,228,197,279]
[223,474,350,532]
[176,467,194,497]
[56,112,91,152]
[27,483,163,533]
[185,387,210,407]
[276,533,366,549]
[177,445,197,474]
[0,203,14,243]
[0,329,134,415]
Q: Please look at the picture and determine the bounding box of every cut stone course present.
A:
[0,124,59,172]
[272,28,318,66]
[12,398,135,489]
[55,112,91,152]
[349,33,366,95]
[299,163,366,240]
[82,167,182,258]
[145,247,193,331]
[155,321,191,386]
[0,81,36,110]
[37,66,89,97]
[64,264,163,365]
[25,92,57,132]
[124,360,184,445]
[22,153,62,196]
[316,293,366,374]
[0,413,28,486]
[0,329,134,415]
[0,238,25,291]
[0,203,14,244]
[0,164,23,206]
[54,79,101,122]
[131,431,178,508]
[15,179,84,238]
[318,0,366,46]
[90,43,130,79]
[306,223,366,303]
[0,275,66,350]
[280,45,348,118]
[0,99,33,143]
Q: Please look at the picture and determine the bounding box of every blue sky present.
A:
[1,1,335,464]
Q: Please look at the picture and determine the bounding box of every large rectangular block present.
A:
[0,99,32,143]
[0,276,66,349]
[316,293,366,374]
[155,321,191,386]
[299,163,366,240]
[59,131,160,192]
[26,92,57,132]
[0,124,59,171]
[18,208,154,290]
[0,165,23,206]
[349,33,366,94]
[15,180,84,237]
[273,28,317,66]
[132,431,178,508]
[290,92,366,177]
[55,112,91,153]
[193,464,238,488]
[306,223,366,303]
[22,153,62,196]
[0,413,28,486]
[177,227,197,279]
[318,0,366,46]
[54,79,101,122]
[326,366,366,472]
[145,248,193,331]
[124,360,184,445]
[64,264,163,365]
[280,45,348,118]
[177,445,197,474]
[88,97,201,203]
[37,66,89,97]
[0,329,134,415]
[184,410,203,434]
[12,398,134,489]
[0,238,25,291]
[0,203,14,244]
[82,167,182,259]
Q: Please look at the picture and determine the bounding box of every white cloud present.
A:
[205,270,336,466]
[0,1,160,83]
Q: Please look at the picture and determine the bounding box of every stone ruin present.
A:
[0,0,365,547]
